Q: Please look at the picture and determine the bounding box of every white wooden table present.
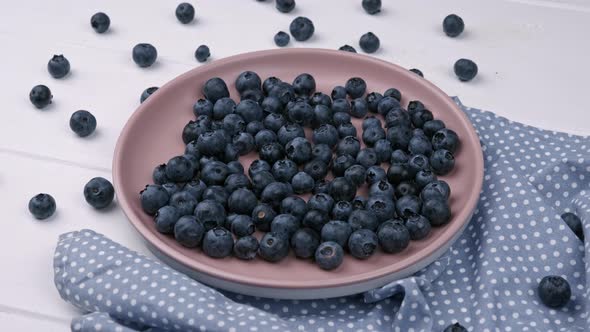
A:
[1,0,589,330]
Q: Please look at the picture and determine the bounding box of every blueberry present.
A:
[538,275,571,308]
[291,172,315,194]
[153,205,179,234]
[262,97,283,116]
[352,196,367,210]
[194,45,210,62]
[332,154,356,176]
[279,196,307,221]
[348,229,378,259]
[234,236,259,260]
[28,84,53,110]
[387,126,412,151]
[83,177,114,209]
[337,123,357,139]
[356,148,378,168]
[194,200,226,230]
[228,214,254,238]
[385,109,411,128]
[292,73,316,96]
[329,177,356,202]
[339,45,357,53]
[333,112,351,127]
[226,188,257,215]
[408,135,433,156]
[312,124,339,148]
[28,193,56,220]
[269,82,296,105]
[315,242,344,270]
[421,198,451,226]
[396,195,422,218]
[310,92,332,108]
[259,142,285,164]
[362,0,381,14]
[271,214,300,239]
[348,209,379,232]
[262,77,281,95]
[422,120,445,137]
[203,77,230,103]
[203,185,228,207]
[184,180,206,201]
[140,86,158,103]
[290,228,320,259]
[288,101,314,126]
[175,2,195,24]
[443,14,465,37]
[223,144,240,163]
[407,154,430,177]
[274,31,290,47]
[386,163,412,185]
[421,180,451,201]
[263,113,287,133]
[90,12,110,33]
[290,16,315,41]
[362,116,382,130]
[407,100,426,114]
[162,182,182,197]
[303,159,329,181]
[252,203,276,232]
[271,159,298,183]
[255,130,278,150]
[261,182,292,208]
[365,166,386,185]
[561,212,584,241]
[454,58,478,82]
[443,323,468,332]
[249,160,271,178]
[182,120,208,144]
[331,99,351,114]
[164,156,193,183]
[308,193,335,214]
[285,137,312,165]
[363,92,383,114]
[132,43,157,68]
[362,126,385,147]
[69,110,97,137]
[275,0,295,13]
[384,88,402,102]
[202,227,234,258]
[320,219,350,246]
[432,128,460,153]
[234,133,256,156]
[396,181,419,198]
[345,77,367,98]
[344,165,366,187]
[373,139,392,164]
[411,109,434,129]
[409,68,424,77]
[302,209,328,233]
[313,179,332,195]
[430,149,455,175]
[259,232,290,262]
[347,98,368,119]
[377,96,401,117]
[367,195,396,222]
[278,123,305,146]
[378,219,410,253]
[172,216,204,248]
[369,179,394,199]
[311,144,333,164]
[140,185,170,215]
[241,89,265,104]
[152,164,169,185]
[359,32,380,53]
[47,54,71,79]
[193,99,213,117]
[331,86,347,100]
[331,201,353,221]
[403,213,431,240]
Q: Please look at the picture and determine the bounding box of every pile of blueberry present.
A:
[139,70,459,270]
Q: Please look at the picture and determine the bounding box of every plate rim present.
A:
[113,48,484,290]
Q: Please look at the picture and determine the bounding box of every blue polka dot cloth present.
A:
[54,99,589,332]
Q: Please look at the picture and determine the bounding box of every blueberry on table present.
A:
[154,206,179,234]
[140,185,170,215]
[249,159,272,177]
[47,55,70,79]
[175,2,195,24]
[561,212,584,241]
[345,77,367,99]
[348,208,379,232]
[538,275,571,308]
[443,322,468,332]
[311,144,332,164]
[202,227,234,258]
[263,76,282,95]
[315,242,344,270]
[362,0,381,14]
[408,135,433,156]
[277,123,305,145]
[194,45,210,62]
[313,124,339,148]
[338,123,357,138]
[377,220,410,253]
[203,77,229,103]
[356,148,379,168]
[90,12,110,33]
[443,14,465,37]
[140,87,158,103]
[454,58,478,81]
[409,68,424,77]
[83,177,115,209]
[28,193,56,220]
[132,43,157,68]
[271,214,300,239]
[288,101,314,126]
[234,236,259,260]
[29,85,52,109]
[174,216,205,248]
[259,232,290,262]
[274,31,290,47]
[69,110,97,137]
[359,32,380,53]
[261,182,292,209]
[405,213,431,240]
[275,0,295,13]
[290,17,315,41]
[348,229,378,259]
[339,45,357,53]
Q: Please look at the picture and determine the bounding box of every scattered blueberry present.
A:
[290,17,315,41]
[377,219,410,253]
[69,110,97,137]
[454,58,478,82]
[140,87,158,103]
[561,212,584,241]
[29,85,52,109]
[140,185,170,215]
[339,45,357,53]
[132,43,157,68]
[90,12,110,33]
[274,31,290,47]
[443,14,465,37]
[28,193,56,220]
[195,45,210,62]
[83,177,115,209]
[176,2,195,24]
[291,228,320,258]
[409,68,424,77]
[538,275,571,308]
[275,0,296,13]
[359,32,380,53]
[194,199,226,230]
[47,55,70,79]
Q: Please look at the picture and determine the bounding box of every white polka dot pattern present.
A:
[56,100,589,332]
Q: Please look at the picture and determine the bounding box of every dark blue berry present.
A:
[162,182,182,197]
[263,113,287,132]
[339,45,357,53]
[385,109,411,128]
[421,198,451,226]
[407,154,430,176]
[561,212,584,241]
[90,12,110,33]
[203,77,229,103]
[432,128,460,153]
[332,154,356,176]
[263,76,282,95]
[202,186,228,208]
[350,98,368,118]
[396,195,422,218]
[269,82,296,105]
[141,86,158,103]
[252,203,276,232]
[409,68,423,77]
[84,177,114,209]
[227,188,257,215]
[315,242,344,270]
[261,182,292,208]
[272,159,298,182]
[312,124,339,148]
[274,31,290,47]
[132,43,157,68]
[313,179,332,195]
[411,109,434,129]
[384,88,402,102]
[387,163,412,185]
[140,185,170,215]
[369,179,394,199]
[182,120,208,144]
[69,110,97,137]
[285,137,312,164]
[291,172,315,194]
[195,45,210,62]
[331,86,347,100]
[362,0,381,14]
[362,126,385,147]
[262,96,283,115]
[302,209,328,233]
[311,144,333,164]
[332,98,351,114]
[374,139,393,163]
[415,170,437,190]
[405,213,431,240]
[331,201,353,221]
[330,177,356,202]
[28,193,56,220]
[271,214,300,239]
[348,229,378,259]
[194,200,226,230]
[255,130,278,150]
[202,227,234,258]
[345,77,366,98]
[359,32,380,53]
[230,214,255,237]
[174,215,205,247]
[224,173,251,193]
[291,228,320,258]
[249,159,271,177]
[275,0,295,13]
[232,132,255,155]
[322,219,353,247]
[377,96,401,117]
[408,135,433,156]
[236,99,263,123]
[293,73,316,96]
[356,148,378,168]
[47,55,70,79]
[407,100,426,114]
[154,206,180,234]
[280,196,308,221]
[175,3,195,24]
[430,149,455,175]
[344,164,366,187]
[165,156,194,182]
[362,116,382,130]
[290,16,314,41]
[365,92,383,113]
[421,180,450,201]
[259,232,289,262]
[278,123,305,145]
[378,219,410,253]
[234,236,259,260]
[241,89,265,104]
[367,195,396,222]
[443,14,464,37]
[365,166,386,185]
[423,120,446,137]
[288,101,314,126]
[348,209,379,231]
[390,149,409,164]
[454,58,478,81]
[184,180,206,200]
[259,142,285,164]
[308,193,335,214]
[337,123,357,138]
[310,92,332,108]
[538,275,571,308]
[193,99,213,117]
[227,161,245,174]
[152,164,169,185]
[29,85,52,109]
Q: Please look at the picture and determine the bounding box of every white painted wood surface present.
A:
[0,0,588,330]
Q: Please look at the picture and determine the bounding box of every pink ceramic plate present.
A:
[113,48,483,299]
